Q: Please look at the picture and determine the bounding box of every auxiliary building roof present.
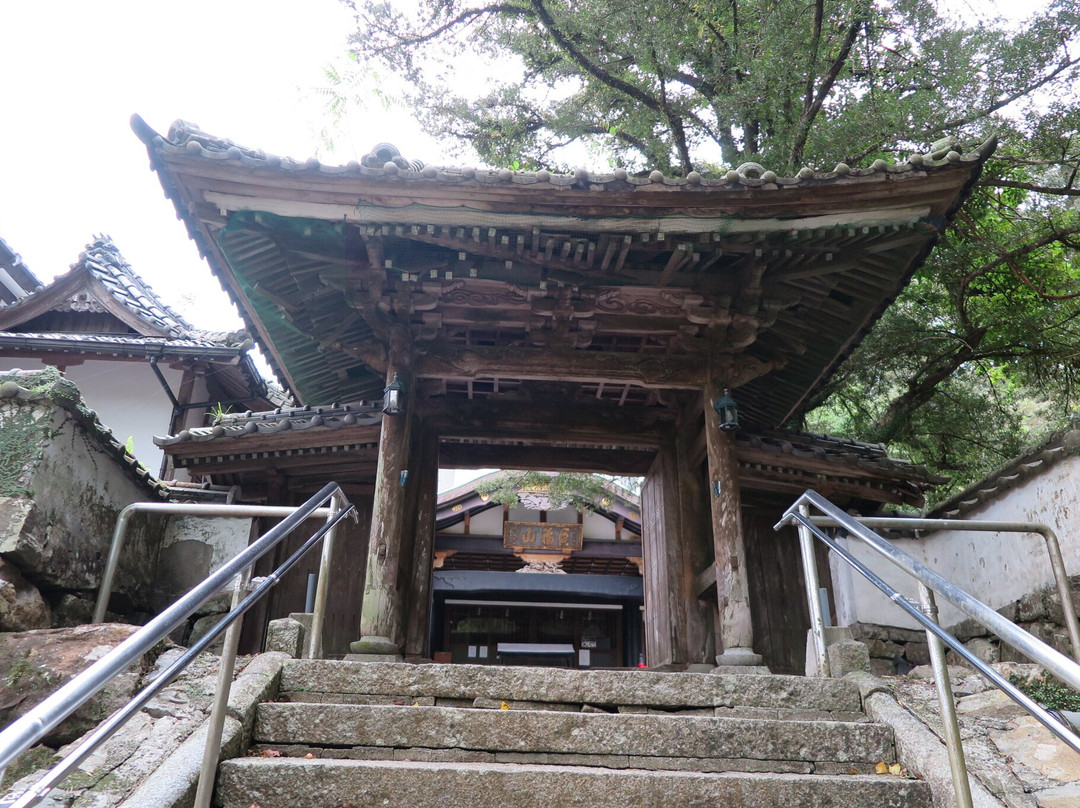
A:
[0,236,279,408]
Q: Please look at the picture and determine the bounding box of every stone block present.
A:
[253,702,895,763]
[279,660,864,714]
[288,612,314,650]
[964,637,999,665]
[0,557,50,630]
[216,757,934,808]
[0,624,144,745]
[851,623,925,644]
[866,639,903,659]
[827,640,871,678]
[266,617,303,658]
[904,641,930,666]
[1017,590,1049,623]
[870,657,897,677]
[51,593,97,627]
[188,612,228,653]
[227,652,288,746]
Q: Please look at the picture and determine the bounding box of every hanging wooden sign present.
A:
[503,521,583,552]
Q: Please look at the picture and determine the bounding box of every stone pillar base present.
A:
[713,647,768,674]
[348,635,402,661]
[344,652,403,663]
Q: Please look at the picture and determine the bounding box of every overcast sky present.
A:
[0,0,449,331]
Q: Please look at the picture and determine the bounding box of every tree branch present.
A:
[924,54,1080,136]
[528,0,664,114]
[366,3,533,54]
[982,178,1080,196]
[790,6,865,169]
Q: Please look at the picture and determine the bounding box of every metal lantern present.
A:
[712,388,739,431]
[382,372,405,415]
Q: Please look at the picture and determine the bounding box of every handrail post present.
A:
[306,493,342,659]
[797,503,830,677]
[94,506,136,623]
[1040,528,1080,664]
[917,582,974,808]
[193,567,250,808]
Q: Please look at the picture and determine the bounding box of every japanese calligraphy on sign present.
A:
[503,521,583,552]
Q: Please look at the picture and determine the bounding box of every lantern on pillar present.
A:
[712,389,739,431]
[382,372,406,415]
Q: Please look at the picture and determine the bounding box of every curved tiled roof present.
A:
[737,428,946,486]
[76,236,192,336]
[0,332,246,353]
[0,234,254,350]
[0,235,42,305]
[133,116,991,433]
[931,430,1080,518]
[146,118,990,192]
[155,401,383,447]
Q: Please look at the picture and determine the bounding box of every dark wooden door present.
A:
[742,499,830,675]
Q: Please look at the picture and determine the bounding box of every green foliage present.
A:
[1010,672,1080,711]
[476,471,624,510]
[208,402,233,423]
[0,406,50,497]
[348,0,1080,174]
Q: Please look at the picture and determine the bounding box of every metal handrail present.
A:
[0,482,355,808]
[807,514,1080,663]
[776,490,1080,808]
[94,502,335,623]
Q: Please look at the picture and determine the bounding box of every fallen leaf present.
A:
[889,763,902,776]
[262,749,282,758]
[304,752,315,759]
[500,701,511,710]
[875,761,889,775]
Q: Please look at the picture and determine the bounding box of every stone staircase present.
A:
[215,661,932,807]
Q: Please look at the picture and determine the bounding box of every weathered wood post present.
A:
[404,428,440,657]
[704,377,762,668]
[352,330,413,658]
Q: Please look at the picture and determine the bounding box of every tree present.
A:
[345,0,1080,498]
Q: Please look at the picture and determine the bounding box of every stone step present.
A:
[216,758,933,808]
[252,703,894,773]
[279,660,862,716]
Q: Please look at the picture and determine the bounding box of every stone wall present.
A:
[155,514,254,646]
[852,573,1080,675]
[0,369,169,628]
[832,441,1080,632]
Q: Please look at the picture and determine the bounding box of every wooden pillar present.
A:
[641,432,695,669]
[354,334,413,656]
[675,396,714,666]
[404,428,439,657]
[704,377,762,667]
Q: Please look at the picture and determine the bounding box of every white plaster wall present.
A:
[440,503,640,541]
[581,510,640,541]
[834,454,1080,630]
[1,359,180,474]
[156,515,253,612]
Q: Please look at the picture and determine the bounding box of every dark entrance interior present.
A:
[438,600,641,668]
